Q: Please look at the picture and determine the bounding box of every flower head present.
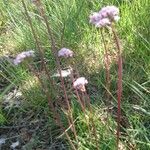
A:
[95,18,111,28]
[58,48,74,58]
[89,12,102,25]
[89,5,119,28]
[99,6,119,21]
[52,68,72,78]
[73,77,88,92]
[13,50,35,65]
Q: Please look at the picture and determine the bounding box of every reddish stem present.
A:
[111,24,123,149]
[69,65,85,112]
[22,1,76,149]
[21,0,55,88]
[100,29,111,101]
[84,91,98,149]
[72,61,98,148]
[28,65,59,123]
[29,65,76,150]
[33,0,78,142]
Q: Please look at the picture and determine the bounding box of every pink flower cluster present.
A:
[90,6,120,28]
[73,77,88,92]
[13,50,35,65]
[57,48,88,91]
[58,48,74,58]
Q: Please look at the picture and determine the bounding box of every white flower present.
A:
[58,48,74,58]
[52,68,72,78]
[73,77,88,92]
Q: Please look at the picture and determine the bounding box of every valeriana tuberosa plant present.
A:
[21,0,55,88]
[21,0,61,124]
[90,5,122,149]
[21,1,76,149]
[33,0,77,144]
[57,48,78,143]
[43,5,77,149]
[58,48,85,111]
[32,0,78,144]
[73,77,98,148]
[73,77,88,111]
[58,48,87,111]
[90,6,119,100]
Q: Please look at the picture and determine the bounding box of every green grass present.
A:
[0,0,150,149]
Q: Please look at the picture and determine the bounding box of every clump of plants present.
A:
[10,0,124,149]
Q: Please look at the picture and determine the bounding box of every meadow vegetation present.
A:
[0,0,150,149]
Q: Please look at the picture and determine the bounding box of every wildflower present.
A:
[73,77,88,92]
[89,5,119,28]
[99,6,119,21]
[89,12,102,25]
[58,48,74,58]
[52,68,72,78]
[95,18,111,28]
[13,50,35,65]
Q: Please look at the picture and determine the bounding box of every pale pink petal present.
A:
[13,50,35,65]
[89,12,102,25]
[99,6,119,21]
[58,48,74,58]
[95,18,111,28]
[73,77,88,92]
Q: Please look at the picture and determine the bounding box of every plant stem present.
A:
[68,64,85,112]
[33,0,78,143]
[84,92,99,150]
[21,0,55,88]
[100,29,111,101]
[29,65,76,150]
[21,1,76,149]
[73,63,86,108]
[111,24,123,149]
[21,0,56,115]
[28,65,59,124]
